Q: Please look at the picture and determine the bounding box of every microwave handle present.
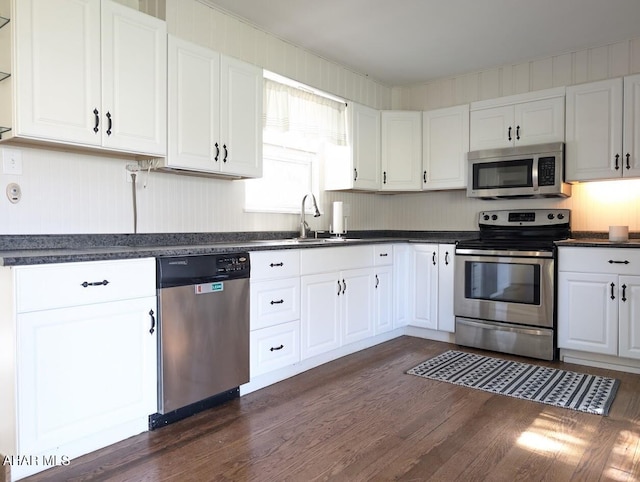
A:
[532,158,539,191]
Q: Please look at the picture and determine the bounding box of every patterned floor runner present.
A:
[407,350,620,416]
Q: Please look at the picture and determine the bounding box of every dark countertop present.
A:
[556,238,640,248]
[0,231,476,266]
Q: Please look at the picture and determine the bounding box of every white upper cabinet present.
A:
[11,0,166,156]
[566,75,640,182]
[469,88,565,151]
[624,74,640,178]
[565,78,623,182]
[381,111,422,191]
[422,104,469,191]
[325,102,381,191]
[166,36,262,178]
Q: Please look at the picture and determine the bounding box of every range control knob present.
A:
[547,213,555,220]
[491,214,498,221]
[557,213,565,220]
[483,214,490,221]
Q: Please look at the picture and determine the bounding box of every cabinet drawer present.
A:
[250,277,300,330]
[250,250,300,280]
[16,258,156,313]
[374,244,393,266]
[250,320,300,377]
[558,247,640,275]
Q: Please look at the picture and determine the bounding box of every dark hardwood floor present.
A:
[22,337,640,481]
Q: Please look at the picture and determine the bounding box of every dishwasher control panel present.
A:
[157,252,251,288]
[216,254,249,274]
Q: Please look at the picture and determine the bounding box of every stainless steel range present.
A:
[454,209,571,360]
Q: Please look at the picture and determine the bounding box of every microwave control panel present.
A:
[537,157,556,186]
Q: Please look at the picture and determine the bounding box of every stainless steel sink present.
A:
[247,237,360,245]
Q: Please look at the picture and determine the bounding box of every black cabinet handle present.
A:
[622,284,627,302]
[354,168,358,181]
[93,108,100,133]
[508,126,512,141]
[432,252,436,266]
[81,279,109,288]
[445,251,450,265]
[516,125,520,140]
[270,299,284,305]
[342,279,346,293]
[610,282,616,300]
[214,142,220,162]
[626,153,631,170]
[270,344,284,351]
[614,154,620,170]
[106,112,112,136]
[223,144,228,163]
[608,260,630,264]
[337,280,342,296]
[149,309,156,334]
[269,262,284,267]
[383,171,387,184]
[375,274,379,289]
[379,253,388,257]
[423,170,427,183]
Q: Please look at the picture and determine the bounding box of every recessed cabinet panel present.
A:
[623,74,640,178]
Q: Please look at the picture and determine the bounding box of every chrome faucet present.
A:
[299,193,321,238]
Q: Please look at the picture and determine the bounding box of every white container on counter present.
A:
[609,225,629,242]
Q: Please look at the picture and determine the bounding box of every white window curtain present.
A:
[263,78,347,146]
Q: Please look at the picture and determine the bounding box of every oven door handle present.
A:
[457,317,551,337]
[532,157,539,191]
[455,248,554,258]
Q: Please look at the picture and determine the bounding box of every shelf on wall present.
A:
[0,16,8,30]
[0,127,11,140]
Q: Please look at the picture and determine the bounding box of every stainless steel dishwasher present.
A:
[150,253,250,429]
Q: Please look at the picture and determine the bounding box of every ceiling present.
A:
[199,0,640,86]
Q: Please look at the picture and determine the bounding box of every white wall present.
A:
[1,0,639,234]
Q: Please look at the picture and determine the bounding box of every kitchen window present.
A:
[244,73,347,214]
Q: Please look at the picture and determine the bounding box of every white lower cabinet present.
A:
[249,250,301,378]
[299,245,393,360]
[0,258,157,481]
[408,243,455,333]
[17,297,157,456]
[558,247,640,360]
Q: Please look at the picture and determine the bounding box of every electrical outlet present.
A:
[2,148,22,175]
[6,183,21,203]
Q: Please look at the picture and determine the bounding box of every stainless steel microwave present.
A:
[467,142,571,199]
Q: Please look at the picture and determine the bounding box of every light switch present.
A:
[2,148,22,175]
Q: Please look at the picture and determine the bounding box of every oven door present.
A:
[454,248,554,328]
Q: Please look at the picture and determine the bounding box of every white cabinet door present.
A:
[469,105,514,150]
[374,265,393,335]
[565,78,624,181]
[410,244,439,329]
[618,275,640,359]
[301,272,341,359]
[381,111,422,191]
[101,0,166,156]
[325,102,381,191]
[341,268,375,345]
[17,296,157,456]
[623,73,640,178]
[514,96,565,147]
[557,272,618,355]
[14,0,101,145]
[437,244,455,333]
[422,105,469,191]
[219,55,263,178]
[167,36,221,172]
[351,103,381,190]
